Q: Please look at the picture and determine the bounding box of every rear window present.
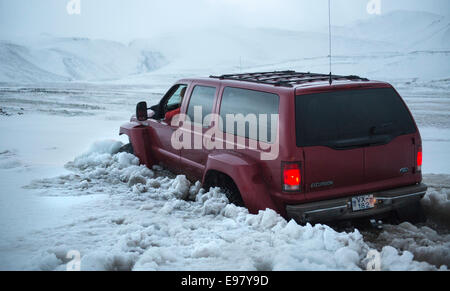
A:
[220,87,279,143]
[295,88,417,148]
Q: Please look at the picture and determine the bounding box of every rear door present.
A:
[296,89,365,198]
[361,88,417,184]
[179,84,218,181]
[295,87,417,200]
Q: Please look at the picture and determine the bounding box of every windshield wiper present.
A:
[328,135,391,150]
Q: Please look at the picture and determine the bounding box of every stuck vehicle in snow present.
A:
[120,71,427,224]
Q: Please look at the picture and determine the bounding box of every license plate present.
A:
[352,195,375,212]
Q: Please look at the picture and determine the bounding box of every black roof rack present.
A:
[210,71,369,88]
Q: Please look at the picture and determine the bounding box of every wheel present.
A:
[119,143,134,155]
[395,201,427,224]
[217,175,245,207]
[205,173,245,207]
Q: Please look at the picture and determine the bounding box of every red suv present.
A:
[120,71,427,224]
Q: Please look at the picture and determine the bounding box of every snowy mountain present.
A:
[333,10,450,51]
[0,37,167,83]
[0,42,70,83]
[0,10,448,84]
[128,26,394,73]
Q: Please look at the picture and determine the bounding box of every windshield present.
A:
[295,88,417,148]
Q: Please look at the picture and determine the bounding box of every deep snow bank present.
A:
[422,187,450,229]
[373,222,450,268]
[22,140,446,271]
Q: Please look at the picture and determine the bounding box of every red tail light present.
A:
[283,163,301,192]
[417,148,422,172]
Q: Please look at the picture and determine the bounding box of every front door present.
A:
[149,84,188,172]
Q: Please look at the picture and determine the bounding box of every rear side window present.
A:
[187,86,217,127]
[220,87,279,143]
[295,88,416,148]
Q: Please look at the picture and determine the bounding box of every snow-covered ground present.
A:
[0,10,449,271]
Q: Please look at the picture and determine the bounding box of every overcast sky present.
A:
[0,0,449,42]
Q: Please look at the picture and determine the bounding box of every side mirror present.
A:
[136,102,148,121]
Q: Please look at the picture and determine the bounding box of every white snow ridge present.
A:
[20,140,446,271]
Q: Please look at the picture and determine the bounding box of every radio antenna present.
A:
[328,0,332,85]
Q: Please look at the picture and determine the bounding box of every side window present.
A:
[186,86,217,127]
[166,85,187,109]
[220,87,279,143]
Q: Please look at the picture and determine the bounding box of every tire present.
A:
[119,143,134,155]
[395,201,427,224]
[206,173,245,207]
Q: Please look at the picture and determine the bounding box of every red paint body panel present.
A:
[120,76,424,219]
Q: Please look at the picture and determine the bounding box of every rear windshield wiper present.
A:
[328,135,391,149]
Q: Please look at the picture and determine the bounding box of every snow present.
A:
[0,150,23,170]
[0,37,167,83]
[379,246,439,271]
[0,140,444,271]
[333,10,450,51]
[421,185,450,228]
[376,223,450,269]
[0,10,449,271]
[420,128,450,175]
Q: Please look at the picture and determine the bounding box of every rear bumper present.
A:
[286,183,428,224]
